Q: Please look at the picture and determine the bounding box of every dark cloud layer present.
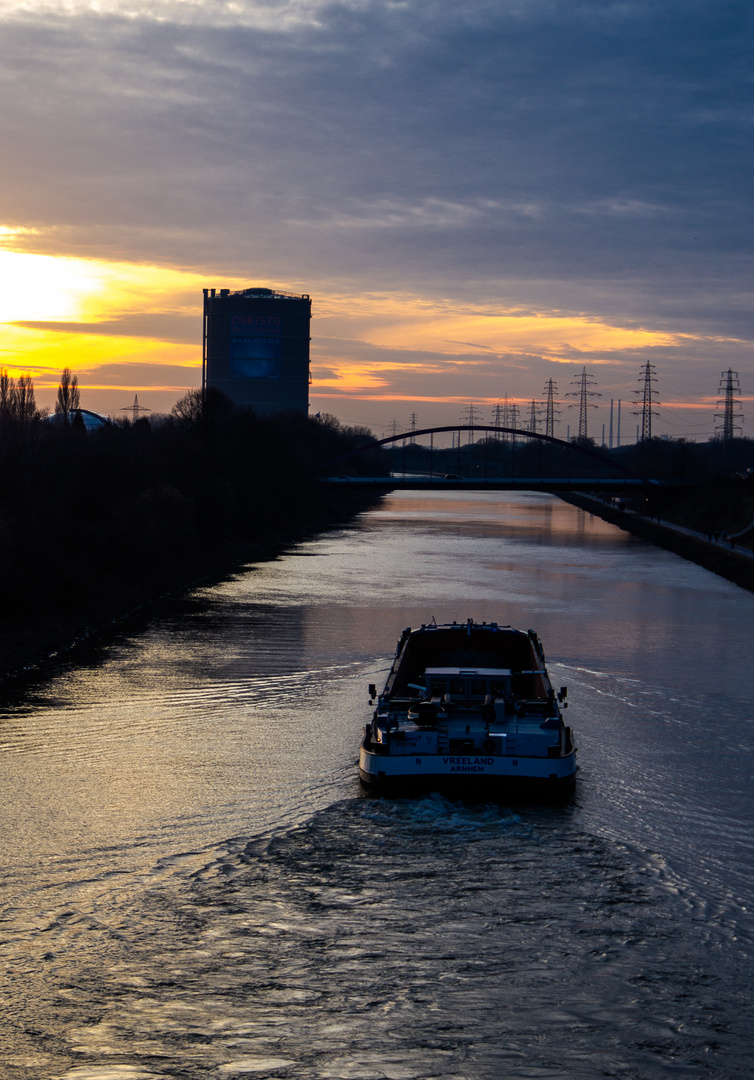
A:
[15,314,199,343]
[2,0,752,338]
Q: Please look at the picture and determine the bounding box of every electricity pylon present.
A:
[526,400,540,440]
[715,369,743,441]
[633,362,660,441]
[460,403,481,426]
[508,402,520,444]
[566,367,601,440]
[121,394,151,424]
[501,395,510,441]
[460,403,481,445]
[542,379,559,439]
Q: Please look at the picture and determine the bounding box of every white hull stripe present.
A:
[360,749,576,779]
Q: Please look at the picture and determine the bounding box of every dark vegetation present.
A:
[580,437,754,544]
[641,473,754,543]
[384,431,754,491]
[2,371,752,675]
[0,381,387,680]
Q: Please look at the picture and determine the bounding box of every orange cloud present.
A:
[0,243,738,429]
[0,323,198,386]
[0,249,211,403]
[316,291,679,358]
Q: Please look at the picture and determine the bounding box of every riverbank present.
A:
[0,401,390,686]
[563,492,754,593]
[0,485,385,686]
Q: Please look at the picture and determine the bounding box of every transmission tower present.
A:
[460,403,482,425]
[715,369,743,441]
[633,362,660,441]
[121,394,151,424]
[501,395,510,441]
[542,379,559,439]
[409,411,419,443]
[566,367,601,440]
[491,401,504,439]
[526,399,540,440]
[508,402,520,444]
[460,403,482,445]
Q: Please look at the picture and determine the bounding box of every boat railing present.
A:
[515,700,553,717]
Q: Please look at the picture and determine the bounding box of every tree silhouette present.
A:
[55,368,80,420]
[0,369,13,417]
[13,375,37,422]
[171,387,235,440]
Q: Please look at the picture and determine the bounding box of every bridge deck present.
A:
[321,476,678,492]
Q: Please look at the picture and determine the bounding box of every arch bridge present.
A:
[323,424,680,493]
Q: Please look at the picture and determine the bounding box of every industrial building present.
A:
[202,286,311,415]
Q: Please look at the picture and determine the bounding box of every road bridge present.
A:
[323,424,683,492]
[321,476,676,492]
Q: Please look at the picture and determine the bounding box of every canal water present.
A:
[1,491,753,1080]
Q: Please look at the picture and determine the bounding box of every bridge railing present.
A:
[324,424,652,484]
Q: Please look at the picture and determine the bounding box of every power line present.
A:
[633,362,660,441]
[500,395,510,442]
[460,403,482,445]
[542,379,559,439]
[508,401,520,444]
[460,403,482,425]
[715,369,743,440]
[120,394,151,424]
[526,399,540,440]
[566,367,601,440]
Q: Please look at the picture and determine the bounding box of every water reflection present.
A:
[1,491,753,1079]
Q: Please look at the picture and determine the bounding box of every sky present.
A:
[1,0,752,440]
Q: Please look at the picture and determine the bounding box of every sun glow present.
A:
[0,249,103,324]
[0,244,721,424]
[0,247,213,405]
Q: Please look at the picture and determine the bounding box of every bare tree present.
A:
[13,375,37,422]
[0,369,13,417]
[312,412,342,431]
[55,368,80,420]
[171,388,235,438]
[171,389,204,427]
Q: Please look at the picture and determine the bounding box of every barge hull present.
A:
[358,766,576,800]
[359,749,577,799]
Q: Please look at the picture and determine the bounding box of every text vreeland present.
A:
[441,755,495,773]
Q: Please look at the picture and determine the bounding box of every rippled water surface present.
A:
[1,492,753,1079]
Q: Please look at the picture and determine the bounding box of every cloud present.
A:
[14,313,199,344]
[0,0,750,433]
[79,360,199,387]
